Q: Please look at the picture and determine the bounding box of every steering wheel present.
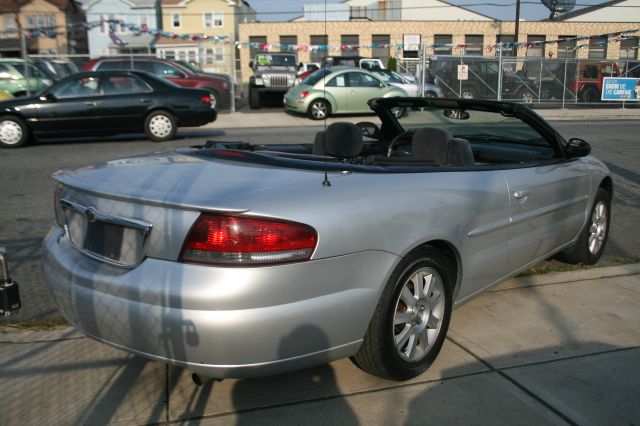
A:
[387,131,414,157]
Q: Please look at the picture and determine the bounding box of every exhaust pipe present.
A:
[191,372,222,386]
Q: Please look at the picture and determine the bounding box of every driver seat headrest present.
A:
[324,122,363,158]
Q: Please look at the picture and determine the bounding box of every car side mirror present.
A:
[356,121,380,139]
[39,93,56,101]
[565,138,591,158]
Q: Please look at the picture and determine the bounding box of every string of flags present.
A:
[5,19,639,53]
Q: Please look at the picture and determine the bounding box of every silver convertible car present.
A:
[42,97,611,381]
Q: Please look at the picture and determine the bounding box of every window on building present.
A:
[310,35,328,63]
[280,35,297,52]
[588,36,607,59]
[464,35,483,56]
[116,15,127,33]
[434,35,452,55]
[249,36,267,58]
[171,13,182,29]
[496,34,516,57]
[350,6,367,20]
[4,15,16,37]
[206,47,224,64]
[557,36,576,58]
[619,37,638,60]
[27,15,54,30]
[372,34,390,65]
[203,12,223,28]
[341,35,359,56]
[100,14,113,34]
[164,50,175,60]
[526,35,545,57]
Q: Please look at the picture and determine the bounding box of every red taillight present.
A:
[299,90,309,99]
[201,95,212,105]
[179,214,317,266]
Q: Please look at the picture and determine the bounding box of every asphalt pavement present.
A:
[1,264,638,425]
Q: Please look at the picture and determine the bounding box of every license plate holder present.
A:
[61,199,152,267]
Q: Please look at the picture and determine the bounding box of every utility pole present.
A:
[11,1,31,95]
[11,0,26,57]
[514,0,521,57]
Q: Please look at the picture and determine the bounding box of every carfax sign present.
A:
[601,77,640,101]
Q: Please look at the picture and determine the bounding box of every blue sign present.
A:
[602,77,640,101]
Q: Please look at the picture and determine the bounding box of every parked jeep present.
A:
[249,52,297,109]
[570,60,619,102]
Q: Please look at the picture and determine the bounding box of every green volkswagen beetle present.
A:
[0,59,52,97]
[284,67,407,120]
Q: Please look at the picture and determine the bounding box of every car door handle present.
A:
[140,98,152,104]
[513,190,530,200]
[84,101,97,107]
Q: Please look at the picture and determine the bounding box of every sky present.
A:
[248,0,608,22]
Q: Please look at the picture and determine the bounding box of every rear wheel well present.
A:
[411,240,461,299]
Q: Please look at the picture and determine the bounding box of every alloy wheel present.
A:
[310,101,328,119]
[393,267,445,362]
[588,200,608,255]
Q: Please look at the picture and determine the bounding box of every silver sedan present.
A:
[42,97,611,381]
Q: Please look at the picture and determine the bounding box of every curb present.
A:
[2,263,638,344]
[493,263,640,292]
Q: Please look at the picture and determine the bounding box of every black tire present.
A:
[580,86,600,103]
[249,86,261,109]
[517,88,535,103]
[425,90,438,98]
[460,87,477,99]
[541,87,559,101]
[202,87,218,109]
[351,246,454,380]
[307,99,330,120]
[0,115,30,148]
[144,110,177,142]
[556,187,611,265]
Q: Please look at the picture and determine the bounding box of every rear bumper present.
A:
[178,108,217,127]
[42,226,397,378]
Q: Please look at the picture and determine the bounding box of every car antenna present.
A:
[321,0,331,188]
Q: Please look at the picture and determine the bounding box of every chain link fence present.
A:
[399,45,639,105]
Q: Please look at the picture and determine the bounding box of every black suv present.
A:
[430,57,539,102]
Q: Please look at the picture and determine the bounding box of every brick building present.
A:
[238,0,639,81]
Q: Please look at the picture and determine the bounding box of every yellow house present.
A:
[0,0,86,56]
[157,0,255,74]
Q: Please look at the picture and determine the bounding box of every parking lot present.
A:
[0,110,639,425]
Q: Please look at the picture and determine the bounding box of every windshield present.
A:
[255,54,296,67]
[302,68,332,85]
[396,106,548,146]
[371,70,405,84]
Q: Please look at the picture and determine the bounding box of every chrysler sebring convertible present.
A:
[42,97,611,381]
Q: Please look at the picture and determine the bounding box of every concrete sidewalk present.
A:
[207,105,640,130]
[1,264,639,425]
